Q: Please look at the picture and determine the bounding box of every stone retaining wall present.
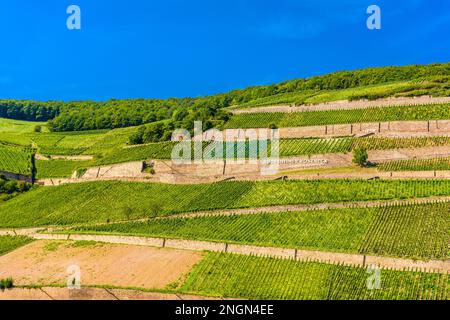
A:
[277,120,450,139]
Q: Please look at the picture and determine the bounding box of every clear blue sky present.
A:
[0,0,449,101]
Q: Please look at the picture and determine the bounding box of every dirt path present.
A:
[35,154,93,161]
[36,169,450,187]
[0,287,223,300]
[230,96,450,114]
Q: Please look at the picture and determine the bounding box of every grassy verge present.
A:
[0,236,33,256]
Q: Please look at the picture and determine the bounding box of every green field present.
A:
[0,144,34,175]
[0,118,47,134]
[70,202,449,260]
[0,179,449,228]
[0,236,33,256]
[180,252,449,300]
[35,160,85,179]
[379,157,450,172]
[225,103,450,129]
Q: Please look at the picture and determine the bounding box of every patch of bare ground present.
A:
[0,240,203,290]
[35,154,93,161]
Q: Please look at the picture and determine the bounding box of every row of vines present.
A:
[181,253,449,300]
[225,103,450,128]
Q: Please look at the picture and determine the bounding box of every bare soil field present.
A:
[0,240,203,290]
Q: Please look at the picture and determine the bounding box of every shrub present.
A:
[0,278,13,290]
[353,147,368,167]
[34,125,42,133]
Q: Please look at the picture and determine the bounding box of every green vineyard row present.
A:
[1,179,449,227]
[181,252,449,300]
[225,103,450,128]
[72,202,449,261]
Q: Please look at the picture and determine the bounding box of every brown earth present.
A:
[0,240,203,290]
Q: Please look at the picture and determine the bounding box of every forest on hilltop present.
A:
[0,63,448,136]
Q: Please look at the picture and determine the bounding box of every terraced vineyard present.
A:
[281,136,450,157]
[181,253,449,300]
[379,157,450,172]
[72,202,449,260]
[35,160,87,179]
[0,179,449,228]
[358,203,449,259]
[0,63,449,301]
[225,103,450,128]
[0,144,34,175]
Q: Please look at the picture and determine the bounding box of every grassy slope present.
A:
[0,144,33,175]
[0,118,47,134]
[0,236,33,256]
[181,252,449,300]
[0,179,449,228]
[35,160,83,179]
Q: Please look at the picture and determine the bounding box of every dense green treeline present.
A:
[222,63,450,105]
[0,175,32,201]
[0,63,449,133]
[0,100,61,122]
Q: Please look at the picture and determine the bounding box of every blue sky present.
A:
[0,0,449,101]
